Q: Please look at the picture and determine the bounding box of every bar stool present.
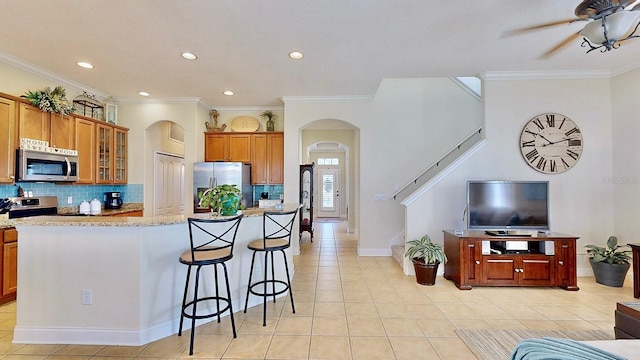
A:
[178,215,242,355]
[244,209,298,326]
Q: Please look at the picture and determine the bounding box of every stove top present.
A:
[5,196,58,219]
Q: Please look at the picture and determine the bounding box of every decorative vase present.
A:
[412,259,440,285]
[266,119,275,131]
[589,259,630,287]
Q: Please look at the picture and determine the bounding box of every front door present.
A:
[317,168,340,218]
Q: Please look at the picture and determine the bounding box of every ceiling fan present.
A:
[509,0,640,57]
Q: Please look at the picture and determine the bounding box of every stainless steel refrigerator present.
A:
[193,162,253,212]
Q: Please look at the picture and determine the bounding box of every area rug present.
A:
[456,329,615,360]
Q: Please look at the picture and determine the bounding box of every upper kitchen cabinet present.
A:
[18,103,49,143]
[50,113,76,149]
[0,97,17,183]
[96,123,128,184]
[204,133,252,162]
[18,103,75,149]
[251,132,283,184]
[75,118,96,184]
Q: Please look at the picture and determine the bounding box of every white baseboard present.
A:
[358,247,392,256]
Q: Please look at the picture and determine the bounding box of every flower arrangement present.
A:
[22,86,75,115]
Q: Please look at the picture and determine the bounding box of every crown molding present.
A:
[281,95,372,103]
[114,97,202,104]
[0,51,107,98]
[481,70,612,81]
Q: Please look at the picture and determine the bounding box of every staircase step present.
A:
[391,245,404,268]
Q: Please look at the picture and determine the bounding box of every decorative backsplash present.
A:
[0,183,143,206]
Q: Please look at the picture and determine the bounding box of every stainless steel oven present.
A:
[17,149,78,182]
[5,196,58,219]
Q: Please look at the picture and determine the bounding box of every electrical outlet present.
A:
[374,194,387,201]
[67,196,73,204]
[82,289,92,305]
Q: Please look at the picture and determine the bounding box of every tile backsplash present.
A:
[252,184,284,203]
[0,183,143,206]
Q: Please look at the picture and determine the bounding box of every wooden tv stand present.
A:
[443,230,579,291]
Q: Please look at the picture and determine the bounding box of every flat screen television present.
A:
[466,180,549,231]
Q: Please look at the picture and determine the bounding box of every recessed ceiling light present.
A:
[288,51,304,60]
[77,62,94,69]
[223,90,234,96]
[138,91,150,96]
[181,52,197,60]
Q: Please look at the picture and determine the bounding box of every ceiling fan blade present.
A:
[503,18,586,37]
[540,31,582,58]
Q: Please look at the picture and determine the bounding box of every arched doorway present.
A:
[300,119,358,233]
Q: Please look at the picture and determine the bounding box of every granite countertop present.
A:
[57,203,144,216]
[3,204,302,227]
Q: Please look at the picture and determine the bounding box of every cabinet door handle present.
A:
[475,260,480,265]
[558,261,564,265]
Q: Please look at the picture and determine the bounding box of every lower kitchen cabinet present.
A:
[0,227,17,304]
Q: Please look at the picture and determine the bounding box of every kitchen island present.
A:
[9,205,299,346]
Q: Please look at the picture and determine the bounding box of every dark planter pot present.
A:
[412,258,440,285]
[589,259,630,287]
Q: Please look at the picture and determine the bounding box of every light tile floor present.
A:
[0,220,637,359]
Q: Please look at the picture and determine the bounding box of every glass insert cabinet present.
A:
[299,163,314,240]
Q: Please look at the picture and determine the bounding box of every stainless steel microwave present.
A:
[17,149,79,182]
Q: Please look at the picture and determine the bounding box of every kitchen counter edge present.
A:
[2,204,302,227]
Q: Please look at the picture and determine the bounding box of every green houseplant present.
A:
[260,110,277,131]
[405,234,448,285]
[198,184,242,216]
[21,86,75,115]
[585,235,632,287]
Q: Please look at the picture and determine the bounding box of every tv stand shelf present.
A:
[443,230,579,291]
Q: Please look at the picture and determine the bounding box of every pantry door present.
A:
[154,152,185,216]
[316,168,340,218]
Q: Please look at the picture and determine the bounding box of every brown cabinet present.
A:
[75,118,96,184]
[251,132,284,184]
[482,254,554,286]
[18,103,75,149]
[0,97,17,183]
[205,132,284,184]
[50,113,76,149]
[204,133,251,162]
[443,230,579,290]
[18,103,50,142]
[96,123,128,184]
[267,133,284,184]
[0,227,17,304]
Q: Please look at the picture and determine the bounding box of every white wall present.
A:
[406,77,615,276]
[611,67,640,246]
[117,101,205,216]
[284,78,481,256]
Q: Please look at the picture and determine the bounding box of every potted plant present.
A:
[585,235,632,287]
[405,234,447,285]
[198,184,242,216]
[260,110,277,131]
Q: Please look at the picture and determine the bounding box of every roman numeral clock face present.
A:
[519,113,583,174]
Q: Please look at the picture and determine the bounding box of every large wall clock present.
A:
[519,113,583,174]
